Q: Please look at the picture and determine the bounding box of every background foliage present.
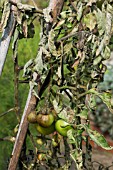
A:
[0,1,48,169]
[0,25,39,170]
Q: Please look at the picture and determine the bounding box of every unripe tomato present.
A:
[36,123,55,135]
[37,113,55,127]
[55,119,73,137]
[27,111,37,123]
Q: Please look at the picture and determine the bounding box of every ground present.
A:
[92,149,113,170]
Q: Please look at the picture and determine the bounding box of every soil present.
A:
[92,148,113,170]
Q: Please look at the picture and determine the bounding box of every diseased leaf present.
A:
[60,11,67,19]
[17,3,36,12]
[34,48,44,74]
[77,2,83,21]
[94,9,106,36]
[23,59,34,77]
[54,19,65,30]
[88,89,113,113]
[93,56,102,65]
[67,129,76,144]
[59,93,70,107]
[86,127,113,150]
[52,99,62,114]
[106,4,113,37]
[87,0,97,6]
[64,42,73,55]
[0,0,10,31]
[12,27,19,50]
[96,38,105,56]
[48,29,60,57]
[103,46,110,59]
[22,20,28,38]
[83,13,96,31]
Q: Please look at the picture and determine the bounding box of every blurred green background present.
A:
[0,1,48,169]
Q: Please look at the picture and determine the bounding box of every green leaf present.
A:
[76,108,88,119]
[86,127,113,150]
[63,64,70,75]
[93,56,102,65]
[59,93,70,106]
[52,85,59,93]
[67,22,73,28]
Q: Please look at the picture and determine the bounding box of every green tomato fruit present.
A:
[55,119,73,137]
[36,123,55,135]
[27,111,37,123]
[37,113,55,127]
